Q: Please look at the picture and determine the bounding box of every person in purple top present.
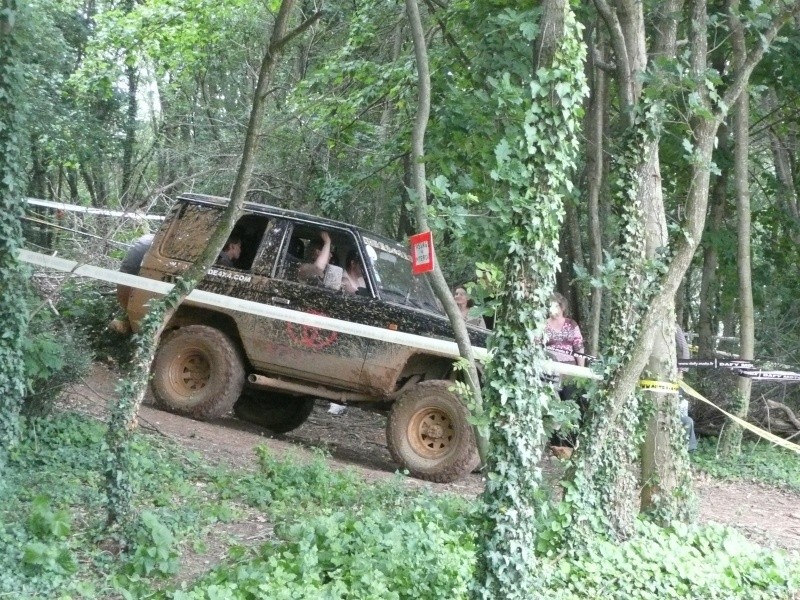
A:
[546,292,586,450]
[545,292,585,367]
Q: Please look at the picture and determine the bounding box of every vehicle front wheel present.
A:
[151,325,245,420]
[233,391,315,434]
[386,380,478,483]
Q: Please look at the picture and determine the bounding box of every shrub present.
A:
[55,279,134,364]
[22,295,92,416]
[692,438,800,492]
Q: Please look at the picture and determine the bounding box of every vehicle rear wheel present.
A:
[234,391,315,434]
[386,380,478,483]
[151,325,245,420]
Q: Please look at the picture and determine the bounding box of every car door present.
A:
[242,219,374,392]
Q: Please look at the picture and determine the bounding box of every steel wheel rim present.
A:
[169,349,211,403]
[407,407,456,459]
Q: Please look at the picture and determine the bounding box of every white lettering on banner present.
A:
[19,249,597,379]
[207,268,252,283]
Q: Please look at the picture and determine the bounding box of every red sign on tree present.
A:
[409,231,435,274]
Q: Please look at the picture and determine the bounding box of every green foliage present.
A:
[692,438,800,492]
[0,413,217,598]
[20,496,77,576]
[170,509,475,600]
[1,412,797,599]
[22,299,93,416]
[539,519,799,600]
[56,279,134,365]
[125,511,180,578]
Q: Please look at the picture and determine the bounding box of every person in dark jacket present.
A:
[216,235,242,268]
[110,233,155,334]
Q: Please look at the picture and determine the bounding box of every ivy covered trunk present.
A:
[563,107,658,539]
[0,0,30,482]
[474,1,587,597]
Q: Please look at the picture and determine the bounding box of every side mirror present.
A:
[323,264,343,290]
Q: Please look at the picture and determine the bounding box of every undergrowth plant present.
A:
[23,298,93,416]
[692,438,800,492]
[1,412,798,599]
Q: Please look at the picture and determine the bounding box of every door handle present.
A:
[271,296,291,305]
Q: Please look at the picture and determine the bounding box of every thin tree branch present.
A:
[270,9,324,55]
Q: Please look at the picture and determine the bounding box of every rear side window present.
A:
[161,204,219,263]
[161,203,272,271]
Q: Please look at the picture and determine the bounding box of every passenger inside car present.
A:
[342,250,365,294]
[297,231,332,285]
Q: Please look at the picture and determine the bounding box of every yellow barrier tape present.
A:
[679,380,800,455]
[639,379,680,394]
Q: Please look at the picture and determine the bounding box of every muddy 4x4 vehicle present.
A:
[125,193,488,482]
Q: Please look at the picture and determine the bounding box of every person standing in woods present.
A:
[109,233,154,334]
[676,325,698,452]
[453,285,486,328]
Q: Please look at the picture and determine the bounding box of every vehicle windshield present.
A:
[362,235,443,314]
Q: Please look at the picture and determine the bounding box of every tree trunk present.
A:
[104,0,321,529]
[121,62,137,203]
[720,1,754,456]
[585,28,608,356]
[0,0,30,479]
[403,0,487,464]
[475,1,588,596]
[697,123,729,358]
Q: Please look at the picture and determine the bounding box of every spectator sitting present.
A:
[546,292,586,452]
[545,292,585,368]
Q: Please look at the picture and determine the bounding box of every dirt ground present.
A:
[62,363,800,557]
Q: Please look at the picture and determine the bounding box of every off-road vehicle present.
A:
[125,193,488,482]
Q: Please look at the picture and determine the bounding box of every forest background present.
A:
[2,0,800,598]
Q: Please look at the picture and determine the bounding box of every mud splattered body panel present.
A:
[127,193,488,402]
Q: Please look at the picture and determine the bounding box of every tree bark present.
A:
[403,0,487,464]
[0,0,30,481]
[105,0,322,529]
[720,0,754,456]
[697,123,729,358]
[585,27,608,356]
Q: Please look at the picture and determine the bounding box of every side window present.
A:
[160,203,271,271]
[276,224,367,295]
[215,213,271,271]
[161,204,220,263]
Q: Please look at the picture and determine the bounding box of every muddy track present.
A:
[62,363,800,554]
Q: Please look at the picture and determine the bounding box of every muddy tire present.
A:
[151,325,245,420]
[386,380,478,483]
[234,392,315,434]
